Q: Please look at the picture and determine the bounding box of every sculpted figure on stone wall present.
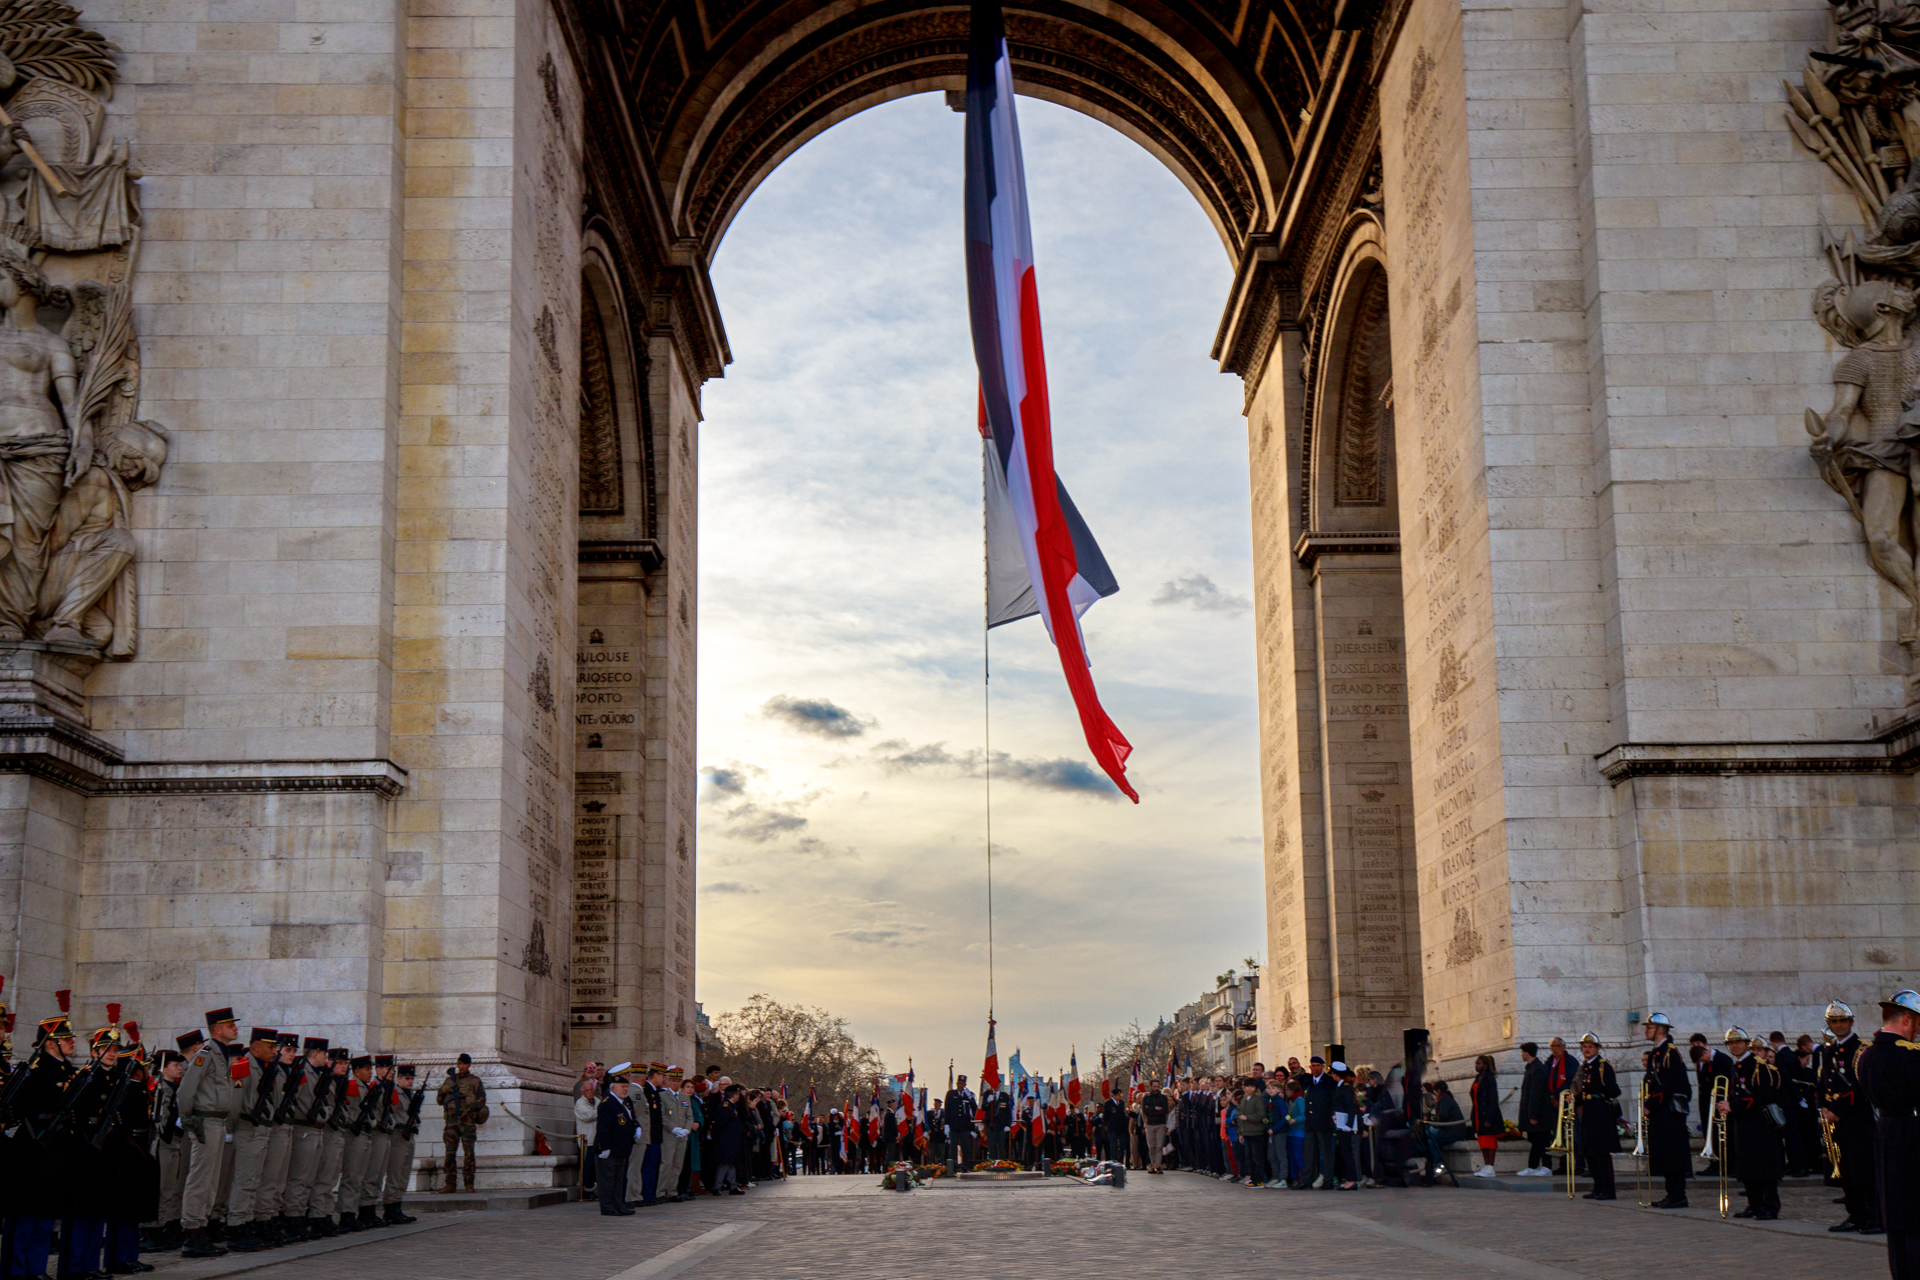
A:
[1794,9,1920,673]
[0,0,161,660]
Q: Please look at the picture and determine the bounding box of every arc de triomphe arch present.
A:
[0,0,1914,1180]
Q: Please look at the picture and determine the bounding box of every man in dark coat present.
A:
[1641,1013,1692,1207]
[593,1071,637,1216]
[1718,1028,1783,1220]
[1301,1057,1337,1188]
[1101,1095,1128,1167]
[1517,1042,1552,1175]
[1857,988,1920,1280]
[1692,1032,1733,1174]
[1574,1033,1621,1201]
[1819,1000,1883,1233]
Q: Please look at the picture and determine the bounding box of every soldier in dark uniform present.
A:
[104,1027,158,1276]
[57,1014,130,1279]
[3,994,77,1280]
[1573,1033,1620,1200]
[1819,999,1883,1233]
[1642,1012,1692,1207]
[1717,1027,1784,1220]
[942,1075,977,1171]
[593,1069,636,1215]
[1858,989,1920,1280]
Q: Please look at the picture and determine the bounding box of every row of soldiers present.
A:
[1,996,433,1276]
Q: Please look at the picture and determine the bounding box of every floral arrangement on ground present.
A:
[971,1160,1022,1172]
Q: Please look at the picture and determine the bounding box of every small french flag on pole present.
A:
[964,0,1137,803]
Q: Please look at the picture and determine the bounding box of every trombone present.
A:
[1547,1083,1576,1199]
[1707,1074,1731,1217]
[1631,1076,1649,1206]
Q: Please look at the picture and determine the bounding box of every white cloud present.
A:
[1153,573,1252,614]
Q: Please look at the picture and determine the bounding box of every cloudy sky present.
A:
[695,92,1264,1081]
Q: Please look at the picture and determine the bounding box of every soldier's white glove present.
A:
[672,1127,689,1138]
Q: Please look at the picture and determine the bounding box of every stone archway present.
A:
[543,0,1407,1074]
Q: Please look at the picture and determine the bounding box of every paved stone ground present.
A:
[147,1171,1886,1280]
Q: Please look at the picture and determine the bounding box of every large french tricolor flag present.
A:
[964,0,1137,803]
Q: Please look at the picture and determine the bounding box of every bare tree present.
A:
[709,993,887,1102]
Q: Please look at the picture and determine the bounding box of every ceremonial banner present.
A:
[964,0,1136,802]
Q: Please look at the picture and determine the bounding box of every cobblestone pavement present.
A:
[151,1171,1886,1280]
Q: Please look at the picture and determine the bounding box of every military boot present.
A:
[383,1203,416,1226]
[205,1219,227,1245]
[156,1222,183,1253]
[357,1205,381,1230]
[310,1216,336,1239]
[179,1230,225,1260]
[334,1210,363,1234]
[224,1222,262,1254]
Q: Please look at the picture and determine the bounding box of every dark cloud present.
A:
[704,881,760,895]
[870,739,961,772]
[831,928,903,945]
[699,762,845,850]
[1152,573,1251,614]
[867,739,1120,799]
[762,695,874,739]
[727,809,808,842]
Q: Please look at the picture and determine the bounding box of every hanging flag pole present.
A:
[964,0,1138,803]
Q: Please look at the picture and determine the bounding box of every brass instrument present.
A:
[1631,1075,1650,1206]
[1818,1027,1841,1176]
[1547,1065,1582,1199]
[1708,1074,1731,1218]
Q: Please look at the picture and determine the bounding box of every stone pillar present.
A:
[1308,550,1420,1072]
[1246,333,1338,1067]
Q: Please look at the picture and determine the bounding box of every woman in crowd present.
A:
[709,1084,746,1195]
[573,1066,601,1192]
[682,1075,705,1195]
[1332,1065,1361,1190]
[1469,1054,1503,1179]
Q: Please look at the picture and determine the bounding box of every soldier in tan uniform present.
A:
[176,1008,241,1259]
[277,1036,330,1242]
[657,1066,692,1203]
[222,1026,284,1253]
[355,1055,397,1229]
[251,1031,301,1246]
[335,1055,379,1231]
[381,1065,422,1224]
[308,1048,353,1235]
[149,1039,192,1251]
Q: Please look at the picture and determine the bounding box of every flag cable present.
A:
[982,447,996,1023]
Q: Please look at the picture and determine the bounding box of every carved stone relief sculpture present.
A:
[0,0,160,661]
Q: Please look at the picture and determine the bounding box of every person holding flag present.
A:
[1069,1050,1082,1109]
